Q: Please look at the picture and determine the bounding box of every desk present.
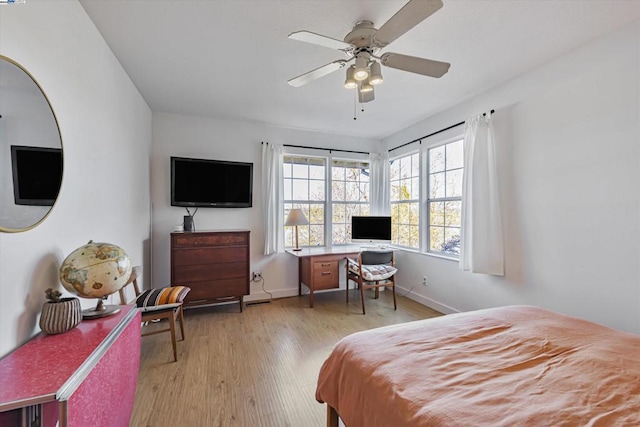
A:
[286,247,362,308]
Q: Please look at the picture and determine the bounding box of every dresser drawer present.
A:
[173,247,247,266]
[173,262,247,283]
[182,278,249,302]
[172,232,248,248]
[313,260,339,290]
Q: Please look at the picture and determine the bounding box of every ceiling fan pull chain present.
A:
[353,90,358,120]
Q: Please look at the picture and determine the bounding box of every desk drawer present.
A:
[313,260,339,290]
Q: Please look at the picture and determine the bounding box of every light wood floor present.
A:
[131,289,442,427]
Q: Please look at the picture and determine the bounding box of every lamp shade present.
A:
[344,66,357,89]
[285,209,309,226]
[369,61,383,85]
[354,55,369,81]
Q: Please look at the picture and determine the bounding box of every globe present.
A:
[60,240,132,318]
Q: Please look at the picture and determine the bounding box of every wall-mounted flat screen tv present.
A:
[171,156,253,208]
[351,216,392,243]
[11,145,63,206]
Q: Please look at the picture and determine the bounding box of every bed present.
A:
[316,305,640,426]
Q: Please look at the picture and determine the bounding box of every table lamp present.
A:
[285,208,309,251]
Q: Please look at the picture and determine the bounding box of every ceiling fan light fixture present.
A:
[360,77,373,93]
[354,56,369,81]
[344,66,357,89]
[369,61,383,85]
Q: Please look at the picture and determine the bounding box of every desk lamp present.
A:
[285,209,309,251]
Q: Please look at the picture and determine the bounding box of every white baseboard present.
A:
[396,286,459,315]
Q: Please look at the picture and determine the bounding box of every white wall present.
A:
[0,1,152,357]
[151,112,380,299]
[383,21,640,333]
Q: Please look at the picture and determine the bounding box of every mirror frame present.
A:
[0,55,64,233]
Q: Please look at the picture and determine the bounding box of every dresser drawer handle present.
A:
[321,272,331,276]
[320,263,332,267]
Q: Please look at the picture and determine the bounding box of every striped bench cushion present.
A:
[136,286,191,308]
[347,258,397,282]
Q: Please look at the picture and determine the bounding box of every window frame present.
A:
[330,158,371,246]
[282,152,371,250]
[389,151,421,250]
[424,136,464,258]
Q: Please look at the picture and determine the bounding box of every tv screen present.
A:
[11,145,63,206]
[351,216,392,243]
[171,157,253,208]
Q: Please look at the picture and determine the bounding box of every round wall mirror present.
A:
[0,55,63,232]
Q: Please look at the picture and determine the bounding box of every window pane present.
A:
[445,201,461,227]
[345,181,359,201]
[292,179,308,200]
[283,178,292,200]
[361,169,370,182]
[411,153,419,175]
[446,140,464,170]
[410,177,419,200]
[309,180,325,201]
[332,203,345,223]
[360,205,370,216]
[429,226,444,251]
[359,183,369,201]
[309,204,324,224]
[429,145,445,173]
[292,163,308,179]
[390,182,401,201]
[408,225,419,248]
[309,225,324,246]
[400,157,411,179]
[400,179,411,201]
[390,159,399,180]
[331,166,344,180]
[332,224,346,245]
[332,181,345,201]
[399,224,410,246]
[430,201,445,226]
[429,172,445,199]
[443,227,461,254]
[446,169,463,198]
[409,202,419,225]
[283,163,292,178]
[298,225,309,247]
[309,164,324,180]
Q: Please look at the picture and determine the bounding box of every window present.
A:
[283,156,326,248]
[427,139,463,255]
[390,152,420,249]
[331,159,370,244]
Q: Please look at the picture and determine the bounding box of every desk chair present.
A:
[118,266,190,362]
[346,251,398,314]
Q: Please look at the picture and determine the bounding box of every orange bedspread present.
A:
[316,306,640,426]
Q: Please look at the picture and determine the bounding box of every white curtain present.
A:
[459,112,504,275]
[261,142,283,255]
[369,151,390,215]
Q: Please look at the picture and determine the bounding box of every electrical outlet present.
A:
[252,271,262,281]
[422,276,428,286]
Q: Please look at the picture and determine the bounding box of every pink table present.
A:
[0,305,141,426]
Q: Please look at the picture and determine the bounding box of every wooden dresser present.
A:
[170,230,250,311]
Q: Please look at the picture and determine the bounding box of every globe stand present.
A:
[82,298,120,319]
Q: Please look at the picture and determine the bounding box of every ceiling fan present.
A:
[287,0,450,103]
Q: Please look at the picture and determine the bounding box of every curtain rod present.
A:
[262,141,369,155]
[388,109,495,153]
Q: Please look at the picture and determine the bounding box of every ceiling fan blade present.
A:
[289,31,353,51]
[380,52,450,78]
[373,0,443,48]
[288,60,347,87]
[358,86,375,103]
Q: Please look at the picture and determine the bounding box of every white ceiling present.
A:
[79,0,640,139]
